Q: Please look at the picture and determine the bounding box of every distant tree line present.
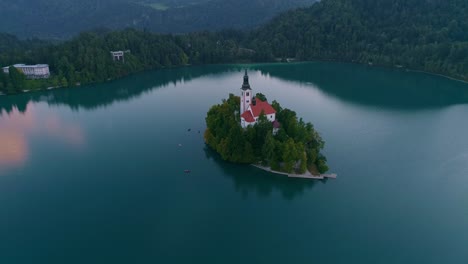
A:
[204,94,329,174]
[0,29,244,93]
[1,0,467,94]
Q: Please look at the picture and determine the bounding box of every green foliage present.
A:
[0,73,7,92]
[317,155,329,174]
[0,65,62,94]
[8,67,26,92]
[261,132,276,165]
[255,93,267,101]
[0,29,248,93]
[60,77,69,87]
[2,0,468,94]
[271,100,282,112]
[247,0,468,81]
[205,94,254,163]
[205,95,328,174]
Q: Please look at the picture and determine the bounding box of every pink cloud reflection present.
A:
[44,116,85,146]
[0,102,86,173]
[0,131,28,168]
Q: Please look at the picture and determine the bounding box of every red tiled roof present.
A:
[241,110,255,122]
[250,99,276,117]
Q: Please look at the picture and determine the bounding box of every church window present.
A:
[246,92,249,96]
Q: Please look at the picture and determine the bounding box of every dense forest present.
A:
[248,0,468,80]
[204,94,329,174]
[1,0,467,94]
[0,29,245,93]
[0,0,315,39]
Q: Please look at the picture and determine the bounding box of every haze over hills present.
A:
[0,0,316,39]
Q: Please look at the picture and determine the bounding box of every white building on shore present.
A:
[2,64,50,79]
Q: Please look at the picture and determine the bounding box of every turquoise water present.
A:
[1,62,468,263]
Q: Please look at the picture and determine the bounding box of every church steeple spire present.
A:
[240,69,253,117]
[241,69,251,90]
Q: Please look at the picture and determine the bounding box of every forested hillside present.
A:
[0,30,245,93]
[1,0,467,94]
[248,0,468,80]
[0,0,315,39]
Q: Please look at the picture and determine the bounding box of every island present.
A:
[204,70,331,178]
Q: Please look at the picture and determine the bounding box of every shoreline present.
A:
[2,61,467,97]
[283,59,468,84]
[251,164,336,180]
[303,59,468,84]
[404,69,468,85]
[0,64,192,97]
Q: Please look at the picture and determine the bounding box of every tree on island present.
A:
[204,93,329,174]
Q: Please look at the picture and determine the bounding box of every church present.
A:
[239,70,280,132]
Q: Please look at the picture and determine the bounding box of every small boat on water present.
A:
[184,170,191,173]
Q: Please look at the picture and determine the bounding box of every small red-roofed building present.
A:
[239,70,277,128]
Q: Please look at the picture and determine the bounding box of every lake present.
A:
[1,62,468,263]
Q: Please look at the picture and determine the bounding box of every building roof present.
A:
[4,64,49,69]
[250,99,276,117]
[241,110,255,123]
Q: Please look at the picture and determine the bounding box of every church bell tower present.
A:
[240,69,252,114]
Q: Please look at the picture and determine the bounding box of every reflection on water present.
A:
[1,63,468,115]
[0,104,35,171]
[0,65,238,114]
[0,130,28,169]
[43,115,85,147]
[0,103,85,174]
[1,62,468,263]
[204,146,324,200]
[254,62,468,109]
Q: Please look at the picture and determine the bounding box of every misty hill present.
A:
[0,0,316,39]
